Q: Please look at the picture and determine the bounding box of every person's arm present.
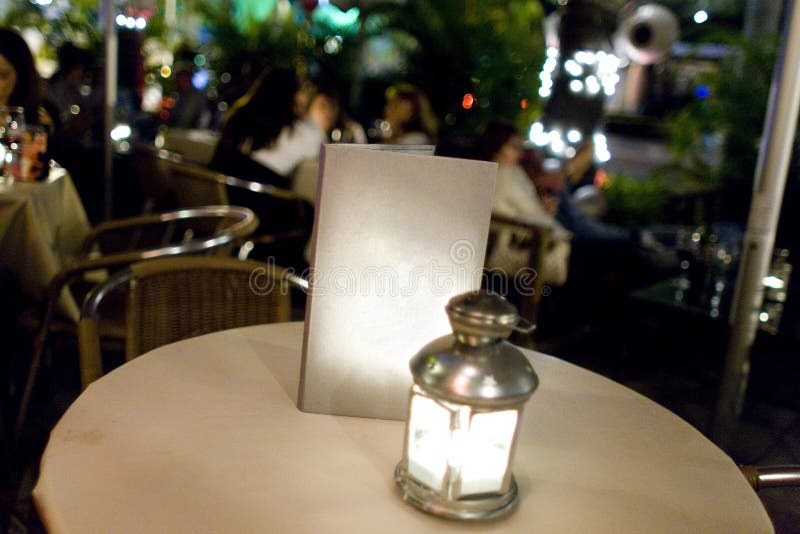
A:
[555,189,631,242]
[495,165,568,234]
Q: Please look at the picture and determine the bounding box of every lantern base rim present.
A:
[394,463,518,521]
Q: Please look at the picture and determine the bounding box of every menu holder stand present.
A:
[298,144,497,420]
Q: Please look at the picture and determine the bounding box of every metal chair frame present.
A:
[14,206,258,443]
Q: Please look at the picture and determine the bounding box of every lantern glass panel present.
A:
[460,410,518,495]
[406,392,451,490]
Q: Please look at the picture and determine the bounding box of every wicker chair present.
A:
[485,214,552,347]
[78,256,294,389]
[14,206,259,442]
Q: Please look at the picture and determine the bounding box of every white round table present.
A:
[34,322,773,533]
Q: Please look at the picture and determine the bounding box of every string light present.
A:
[693,10,708,24]
[533,48,621,162]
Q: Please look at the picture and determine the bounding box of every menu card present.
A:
[298,144,497,420]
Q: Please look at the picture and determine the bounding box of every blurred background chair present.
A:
[484,214,552,348]
[129,142,180,214]
[78,256,296,389]
[158,127,219,166]
[164,150,313,272]
[14,205,258,442]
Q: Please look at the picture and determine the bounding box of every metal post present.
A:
[711,0,800,447]
[103,0,118,221]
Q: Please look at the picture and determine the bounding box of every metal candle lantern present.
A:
[395,290,538,520]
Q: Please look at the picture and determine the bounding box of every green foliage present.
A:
[602,173,671,226]
[2,3,104,61]
[7,0,547,143]
[365,0,545,138]
[666,30,778,185]
[194,0,316,74]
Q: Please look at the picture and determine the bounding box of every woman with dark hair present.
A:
[381,83,438,145]
[0,27,52,129]
[211,66,325,183]
[209,66,323,272]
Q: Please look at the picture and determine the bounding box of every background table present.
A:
[0,167,91,320]
[34,322,773,533]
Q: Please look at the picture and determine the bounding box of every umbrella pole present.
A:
[103,0,118,221]
[711,0,800,447]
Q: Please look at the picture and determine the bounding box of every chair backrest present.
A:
[157,149,308,233]
[79,256,292,388]
[485,214,552,341]
[169,157,231,207]
[161,127,220,165]
[157,150,313,270]
[129,142,180,213]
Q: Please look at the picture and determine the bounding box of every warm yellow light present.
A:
[405,390,520,498]
[160,65,172,78]
[460,410,518,494]
[406,393,451,490]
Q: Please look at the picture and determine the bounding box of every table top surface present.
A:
[35,322,773,533]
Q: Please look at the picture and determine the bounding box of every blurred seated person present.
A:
[531,141,671,273]
[209,66,322,271]
[210,65,326,185]
[0,28,53,130]
[380,83,438,145]
[46,43,98,147]
[474,118,571,287]
[0,28,54,182]
[523,138,678,337]
[546,141,633,244]
[166,64,211,130]
[307,82,367,144]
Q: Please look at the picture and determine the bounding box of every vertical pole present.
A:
[712,0,800,447]
[103,0,118,221]
[165,0,177,27]
[165,0,178,46]
[744,0,784,41]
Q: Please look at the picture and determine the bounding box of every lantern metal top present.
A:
[446,290,519,328]
[410,291,538,407]
[445,290,535,342]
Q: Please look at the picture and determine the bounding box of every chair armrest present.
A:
[488,214,554,265]
[78,268,133,389]
[80,206,259,257]
[490,213,555,235]
[740,465,800,491]
[487,214,556,334]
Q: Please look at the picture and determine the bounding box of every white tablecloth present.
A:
[0,166,91,320]
[34,322,773,533]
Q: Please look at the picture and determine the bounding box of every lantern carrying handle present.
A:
[511,317,536,335]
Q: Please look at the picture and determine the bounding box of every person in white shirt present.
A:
[250,114,325,177]
[211,66,325,182]
[475,118,571,286]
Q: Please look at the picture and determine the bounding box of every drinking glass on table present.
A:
[0,106,26,184]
